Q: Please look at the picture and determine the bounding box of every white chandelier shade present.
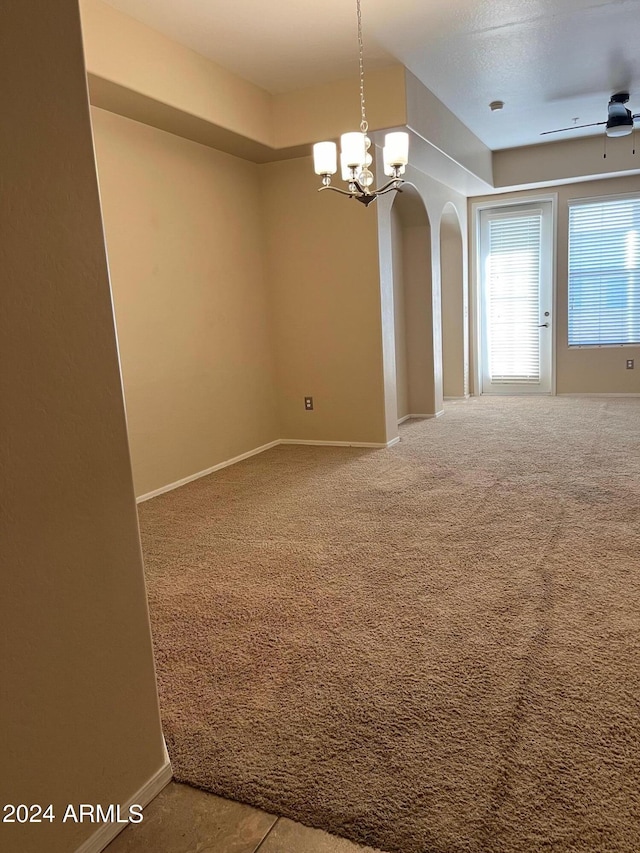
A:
[313,141,338,176]
[313,130,409,180]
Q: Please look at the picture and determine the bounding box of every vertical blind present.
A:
[568,196,640,346]
[486,213,542,383]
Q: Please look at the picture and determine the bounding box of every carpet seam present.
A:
[476,501,567,852]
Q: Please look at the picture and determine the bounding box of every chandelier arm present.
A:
[373,184,404,197]
[318,181,410,202]
[318,185,364,197]
[374,179,418,195]
[371,179,404,195]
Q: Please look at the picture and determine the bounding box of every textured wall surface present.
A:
[0,3,166,851]
[261,157,387,444]
[92,107,279,497]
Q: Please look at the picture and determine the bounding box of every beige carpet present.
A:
[139,397,640,853]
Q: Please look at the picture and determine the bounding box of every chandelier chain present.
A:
[357,0,368,134]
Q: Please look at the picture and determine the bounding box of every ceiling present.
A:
[104,0,640,151]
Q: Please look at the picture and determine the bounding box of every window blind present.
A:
[486,213,542,383]
[568,196,640,347]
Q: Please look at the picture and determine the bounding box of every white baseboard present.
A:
[557,393,640,398]
[281,439,389,448]
[136,433,403,503]
[404,411,445,419]
[136,440,281,503]
[397,414,412,425]
[74,753,172,853]
[444,395,470,401]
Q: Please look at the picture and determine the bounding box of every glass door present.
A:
[479,203,553,394]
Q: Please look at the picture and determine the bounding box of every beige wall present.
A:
[440,205,467,398]
[408,171,469,416]
[392,211,410,420]
[405,71,493,187]
[404,222,436,415]
[260,156,387,444]
[470,175,640,395]
[80,0,272,146]
[80,2,409,164]
[494,135,640,190]
[272,66,407,150]
[91,107,279,497]
[390,192,436,416]
[0,3,166,852]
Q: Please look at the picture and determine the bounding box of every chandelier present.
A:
[312,0,409,206]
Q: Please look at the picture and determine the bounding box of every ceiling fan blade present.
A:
[540,121,607,135]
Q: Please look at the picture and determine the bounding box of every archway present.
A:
[390,188,435,420]
[440,203,467,398]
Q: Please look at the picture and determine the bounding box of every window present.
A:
[568,195,640,347]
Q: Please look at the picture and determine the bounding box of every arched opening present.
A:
[390,188,435,420]
[440,203,467,398]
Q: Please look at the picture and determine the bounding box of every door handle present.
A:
[538,323,549,327]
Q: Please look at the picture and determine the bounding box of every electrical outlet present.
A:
[304,396,314,410]
[627,359,635,369]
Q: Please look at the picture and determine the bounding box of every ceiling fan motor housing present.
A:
[607,94,634,136]
[610,92,630,105]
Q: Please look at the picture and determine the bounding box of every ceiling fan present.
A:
[541,92,640,138]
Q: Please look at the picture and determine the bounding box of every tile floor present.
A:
[105,782,380,853]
